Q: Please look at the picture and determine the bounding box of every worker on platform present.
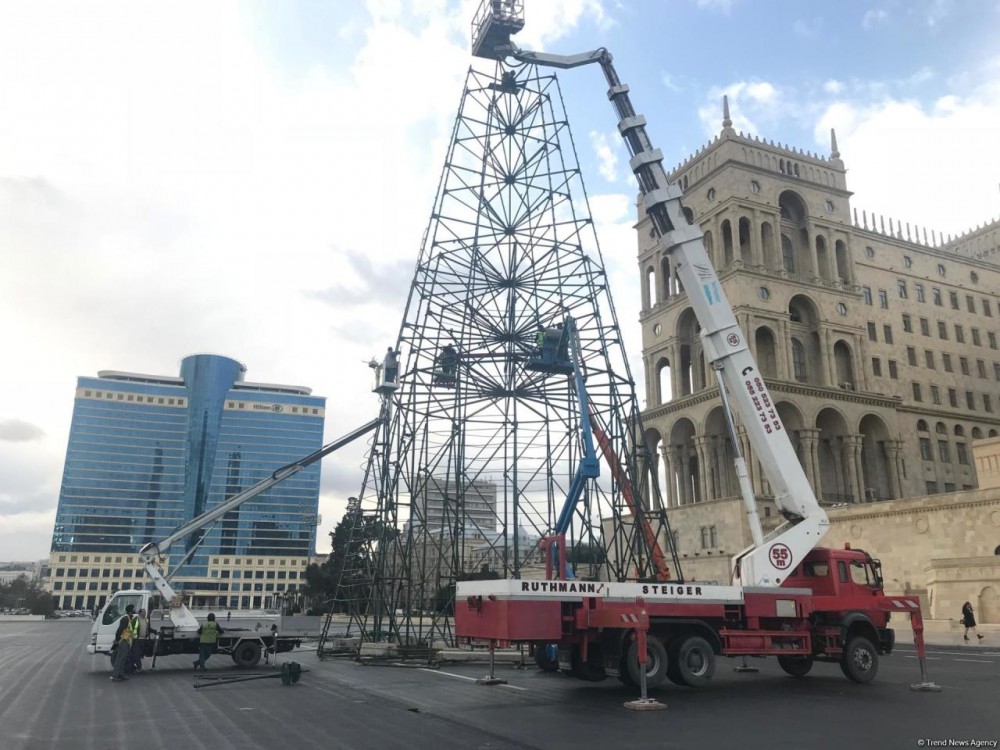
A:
[110,604,136,682]
[194,612,224,671]
[535,326,546,355]
[383,346,399,385]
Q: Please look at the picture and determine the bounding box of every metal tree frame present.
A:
[347,61,680,652]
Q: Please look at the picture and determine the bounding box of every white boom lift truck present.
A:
[456,0,940,699]
[89,418,382,670]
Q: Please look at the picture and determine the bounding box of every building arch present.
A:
[788,295,823,385]
[669,418,699,505]
[980,586,999,624]
[835,239,852,283]
[655,356,672,405]
[722,219,735,267]
[755,326,778,379]
[858,414,893,501]
[644,264,656,310]
[815,234,831,281]
[833,339,856,390]
[676,308,704,395]
[760,221,777,269]
[704,407,737,500]
[738,216,753,265]
[816,407,853,503]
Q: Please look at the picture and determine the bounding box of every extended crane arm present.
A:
[473,0,828,586]
[137,416,383,630]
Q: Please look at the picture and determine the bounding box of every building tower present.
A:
[49,354,325,610]
[639,100,1000,581]
[347,61,677,650]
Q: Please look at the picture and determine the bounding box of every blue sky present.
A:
[1,0,998,560]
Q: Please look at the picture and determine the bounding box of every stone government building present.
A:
[636,99,1000,622]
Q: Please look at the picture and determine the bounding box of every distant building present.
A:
[415,476,497,533]
[48,354,325,610]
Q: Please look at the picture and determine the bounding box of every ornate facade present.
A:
[638,100,1000,564]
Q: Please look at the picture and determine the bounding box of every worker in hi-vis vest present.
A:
[194,612,224,671]
[110,604,136,682]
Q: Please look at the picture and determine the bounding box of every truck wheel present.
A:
[840,636,878,684]
[625,635,668,690]
[533,644,558,673]
[777,655,814,677]
[673,636,715,688]
[232,641,262,669]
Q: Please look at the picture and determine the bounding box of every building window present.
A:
[948,388,958,407]
[930,384,940,404]
[898,280,908,299]
[938,441,951,463]
[960,357,970,376]
[933,288,942,306]
[791,339,807,382]
[883,325,893,344]
[925,481,938,495]
[995,362,1000,381]
[912,382,923,402]
[782,237,795,272]
[949,291,959,309]
[872,358,882,377]
[989,332,997,350]
[902,314,912,333]
[863,286,872,306]
[985,394,994,413]
[978,360,987,378]
[937,264,946,277]
[888,360,898,379]
[837,303,847,315]
[907,347,917,366]
[967,295,976,313]
[825,199,835,212]
[943,353,953,372]
[955,325,965,344]
[938,321,948,340]
[750,180,761,193]
[904,255,913,268]
[878,289,888,309]
[957,443,969,465]
[983,299,993,317]
[919,438,933,461]
[972,329,981,347]
[707,187,716,200]
[915,284,925,303]
[868,322,877,341]
[966,391,975,410]
[865,246,875,259]
[924,350,935,369]
[919,317,929,336]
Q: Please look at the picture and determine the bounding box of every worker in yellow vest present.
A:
[110,604,136,682]
[194,612,224,671]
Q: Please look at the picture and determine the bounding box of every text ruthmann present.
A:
[521,581,605,593]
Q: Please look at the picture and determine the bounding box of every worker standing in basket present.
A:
[194,613,224,671]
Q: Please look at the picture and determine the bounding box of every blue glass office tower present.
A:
[50,354,325,609]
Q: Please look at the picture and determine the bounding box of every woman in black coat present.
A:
[962,601,984,641]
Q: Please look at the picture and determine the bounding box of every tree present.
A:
[0,576,54,616]
[306,501,398,614]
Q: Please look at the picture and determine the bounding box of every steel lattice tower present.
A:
[347,61,678,653]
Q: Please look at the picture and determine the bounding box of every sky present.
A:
[2,0,999,561]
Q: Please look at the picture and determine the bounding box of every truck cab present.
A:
[89,590,149,655]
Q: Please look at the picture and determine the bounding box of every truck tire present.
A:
[840,636,878,684]
[777,655,814,677]
[625,635,668,690]
[232,641,262,669]
[672,635,715,688]
[533,644,559,673]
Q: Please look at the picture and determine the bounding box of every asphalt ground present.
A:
[1,621,996,750]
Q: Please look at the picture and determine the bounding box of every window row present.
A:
[893,349,1000,380]
[867,319,996,349]
[909,382,996,412]
[863,284,996,317]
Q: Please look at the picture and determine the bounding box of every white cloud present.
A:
[815,87,1000,236]
[661,72,683,92]
[517,0,612,48]
[862,8,888,30]
[590,131,620,182]
[697,80,786,138]
[0,1,596,558]
[824,79,845,95]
